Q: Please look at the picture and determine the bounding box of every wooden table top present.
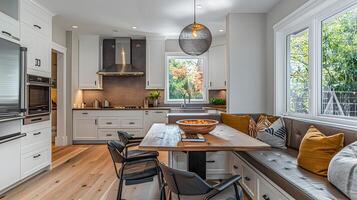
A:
[139,123,271,152]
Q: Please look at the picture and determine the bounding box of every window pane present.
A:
[321,7,357,117]
[168,57,204,101]
[287,29,310,114]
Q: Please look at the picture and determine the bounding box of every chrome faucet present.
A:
[181,93,191,108]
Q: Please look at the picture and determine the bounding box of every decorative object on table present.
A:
[181,133,206,142]
[148,90,161,107]
[256,118,287,149]
[328,141,357,199]
[209,98,226,105]
[178,0,212,56]
[176,119,219,135]
[221,113,251,134]
[297,125,344,176]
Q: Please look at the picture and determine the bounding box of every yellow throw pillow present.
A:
[221,114,251,134]
[297,126,344,176]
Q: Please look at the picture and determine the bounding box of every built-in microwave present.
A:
[24,75,51,124]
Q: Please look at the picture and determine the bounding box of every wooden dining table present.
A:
[139,123,271,179]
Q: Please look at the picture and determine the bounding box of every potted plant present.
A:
[148,90,161,107]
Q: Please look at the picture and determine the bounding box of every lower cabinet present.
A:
[73,118,98,140]
[21,146,50,178]
[231,152,292,200]
[0,138,21,192]
[169,151,231,179]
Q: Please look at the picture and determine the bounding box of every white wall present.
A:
[265,0,309,114]
[52,23,67,47]
[226,13,267,114]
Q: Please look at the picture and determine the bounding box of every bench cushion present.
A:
[237,149,349,200]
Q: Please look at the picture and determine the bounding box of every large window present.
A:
[166,55,207,102]
[287,29,310,114]
[321,7,357,117]
[275,0,357,125]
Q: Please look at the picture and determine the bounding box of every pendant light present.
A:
[179,0,212,56]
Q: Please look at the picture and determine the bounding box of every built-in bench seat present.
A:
[234,115,356,200]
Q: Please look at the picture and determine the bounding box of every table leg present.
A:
[188,152,206,179]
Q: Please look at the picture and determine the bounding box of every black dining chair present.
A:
[159,163,243,200]
[107,140,163,200]
[117,131,159,158]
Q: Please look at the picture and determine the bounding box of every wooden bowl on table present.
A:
[176,119,219,135]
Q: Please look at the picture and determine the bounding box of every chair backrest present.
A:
[117,131,131,145]
[159,163,212,196]
[107,140,126,164]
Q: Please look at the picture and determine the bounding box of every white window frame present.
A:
[274,0,357,130]
[164,52,209,104]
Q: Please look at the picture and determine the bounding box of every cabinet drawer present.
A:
[21,146,50,178]
[98,118,120,127]
[21,0,51,38]
[121,118,143,128]
[206,152,230,171]
[121,129,144,138]
[242,164,258,198]
[231,154,243,177]
[258,177,288,200]
[0,12,20,41]
[97,129,119,140]
[21,127,51,153]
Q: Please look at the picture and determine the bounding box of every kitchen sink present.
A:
[170,107,208,113]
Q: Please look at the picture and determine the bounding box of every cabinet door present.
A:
[258,177,288,200]
[0,139,21,191]
[78,35,101,89]
[208,45,227,89]
[73,118,98,140]
[21,23,51,77]
[146,38,165,89]
[0,11,20,41]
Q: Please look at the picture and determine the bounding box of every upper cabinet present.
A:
[208,45,227,90]
[78,35,102,89]
[0,0,20,42]
[20,0,52,77]
[146,37,165,89]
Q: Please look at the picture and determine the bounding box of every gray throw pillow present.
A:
[256,118,287,149]
[328,141,357,199]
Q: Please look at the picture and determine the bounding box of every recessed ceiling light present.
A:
[219,29,224,32]
[197,4,203,9]
[72,25,78,29]
[132,26,137,29]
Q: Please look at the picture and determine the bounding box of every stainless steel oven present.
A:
[24,74,51,124]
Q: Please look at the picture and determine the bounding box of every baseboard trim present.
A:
[55,135,68,146]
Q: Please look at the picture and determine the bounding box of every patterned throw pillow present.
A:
[328,141,357,199]
[256,118,287,149]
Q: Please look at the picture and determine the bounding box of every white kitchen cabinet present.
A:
[21,145,50,179]
[170,152,188,171]
[20,0,52,78]
[146,37,165,89]
[208,45,227,90]
[73,118,98,140]
[258,177,288,200]
[0,139,21,192]
[78,35,102,89]
[21,23,51,77]
[206,152,231,179]
[143,110,168,134]
[0,12,20,42]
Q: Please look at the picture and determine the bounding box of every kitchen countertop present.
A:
[72,106,226,112]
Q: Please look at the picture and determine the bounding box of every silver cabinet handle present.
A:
[129,122,135,125]
[233,165,238,169]
[244,177,251,181]
[106,122,113,125]
[82,112,88,115]
[206,160,215,163]
[2,31,11,37]
[33,132,41,136]
[106,134,113,137]
[94,119,97,125]
[155,111,164,114]
[33,153,41,158]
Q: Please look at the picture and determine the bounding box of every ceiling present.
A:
[35,0,281,37]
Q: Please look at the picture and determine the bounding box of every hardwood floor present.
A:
[1,145,247,200]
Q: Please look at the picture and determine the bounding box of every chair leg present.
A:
[233,182,243,200]
[159,184,166,200]
[117,167,125,200]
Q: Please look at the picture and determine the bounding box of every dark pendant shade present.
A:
[179,23,212,56]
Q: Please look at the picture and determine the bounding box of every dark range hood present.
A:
[97,37,144,76]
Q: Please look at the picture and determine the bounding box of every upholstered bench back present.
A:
[283,117,357,150]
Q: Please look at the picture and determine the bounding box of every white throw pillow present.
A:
[328,141,357,199]
[256,118,287,149]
